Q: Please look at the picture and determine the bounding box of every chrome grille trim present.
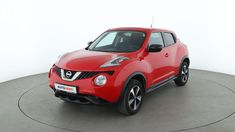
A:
[54,66,114,81]
[60,69,81,82]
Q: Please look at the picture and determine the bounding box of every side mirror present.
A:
[88,41,93,46]
[148,44,163,52]
[85,41,93,50]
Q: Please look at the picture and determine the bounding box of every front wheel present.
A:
[118,79,144,115]
[174,61,189,86]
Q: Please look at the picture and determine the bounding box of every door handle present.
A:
[165,53,169,57]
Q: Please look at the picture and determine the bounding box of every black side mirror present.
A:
[148,44,163,52]
[85,41,93,50]
[88,41,93,46]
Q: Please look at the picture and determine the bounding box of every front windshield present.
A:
[88,31,146,52]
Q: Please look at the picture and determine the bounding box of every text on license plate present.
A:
[55,83,77,94]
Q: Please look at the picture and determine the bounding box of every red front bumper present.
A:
[48,67,126,103]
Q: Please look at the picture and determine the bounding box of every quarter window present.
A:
[163,32,175,46]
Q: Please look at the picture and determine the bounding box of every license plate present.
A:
[55,83,77,94]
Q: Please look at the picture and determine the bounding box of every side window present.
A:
[163,32,175,46]
[149,32,164,46]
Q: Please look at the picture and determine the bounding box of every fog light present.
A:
[94,75,107,86]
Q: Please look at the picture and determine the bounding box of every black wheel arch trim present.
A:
[116,72,147,105]
[178,55,190,75]
[181,55,190,66]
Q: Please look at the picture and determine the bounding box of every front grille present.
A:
[55,66,61,77]
[54,66,114,80]
[63,69,77,79]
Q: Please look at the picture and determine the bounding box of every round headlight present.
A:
[94,75,107,86]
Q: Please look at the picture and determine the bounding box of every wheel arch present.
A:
[183,57,190,66]
[177,56,190,75]
[117,72,147,104]
[181,56,190,66]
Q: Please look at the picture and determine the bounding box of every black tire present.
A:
[118,79,144,115]
[174,61,189,86]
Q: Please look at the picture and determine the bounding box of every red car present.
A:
[48,27,190,115]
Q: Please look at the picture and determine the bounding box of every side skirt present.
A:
[146,76,177,93]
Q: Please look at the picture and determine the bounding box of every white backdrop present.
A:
[0,0,235,82]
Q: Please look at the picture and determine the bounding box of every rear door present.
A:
[162,32,178,76]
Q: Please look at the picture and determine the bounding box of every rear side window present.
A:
[149,32,164,47]
[163,32,175,46]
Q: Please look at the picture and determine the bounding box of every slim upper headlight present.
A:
[100,56,129,68]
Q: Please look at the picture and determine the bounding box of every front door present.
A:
[145,32,172,86]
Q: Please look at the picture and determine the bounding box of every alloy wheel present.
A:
[181,64,189,83]
[128,85,142,111]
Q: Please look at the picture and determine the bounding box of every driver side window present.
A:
[149,32,164,47]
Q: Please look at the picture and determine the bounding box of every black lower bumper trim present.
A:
[54,90,110,105]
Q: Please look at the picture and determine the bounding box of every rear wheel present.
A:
[118,79,144,115]
[174,61,189,86]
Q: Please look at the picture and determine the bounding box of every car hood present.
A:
[56,49,135,71]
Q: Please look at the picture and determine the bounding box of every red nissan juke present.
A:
[48,27,190,115]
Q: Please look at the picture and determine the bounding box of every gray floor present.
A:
[0,69,235,132]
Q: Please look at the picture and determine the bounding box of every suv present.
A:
[48,27,190,115]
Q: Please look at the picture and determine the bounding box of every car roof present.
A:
[108,27,174,33]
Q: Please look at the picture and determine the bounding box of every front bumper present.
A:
[49,66,127,103]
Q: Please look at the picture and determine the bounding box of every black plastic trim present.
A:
[177,55,190,76]
[54,90,110,105]
[146,76,177,93]
[180,55,190,67]
[117,72,147,104]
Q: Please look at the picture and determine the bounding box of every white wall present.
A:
[0,0,235,82]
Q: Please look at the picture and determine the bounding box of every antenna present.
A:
[150,16,154,28]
